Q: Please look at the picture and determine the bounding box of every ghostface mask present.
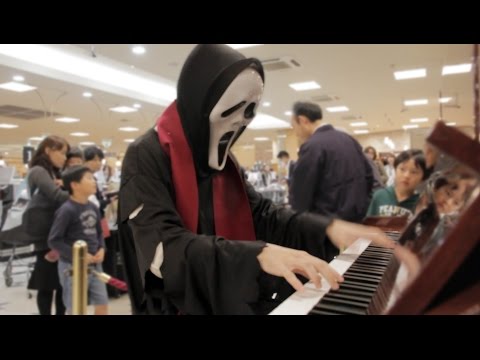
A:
[208,67,264,171]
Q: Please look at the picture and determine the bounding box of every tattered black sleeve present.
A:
[245,180,338,261]
[119,130,266,314]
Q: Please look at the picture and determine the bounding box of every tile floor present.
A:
[0,255,132,315]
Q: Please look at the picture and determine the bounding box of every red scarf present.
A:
[157,101,256,241]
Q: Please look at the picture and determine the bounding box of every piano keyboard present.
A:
[270,231,400,315]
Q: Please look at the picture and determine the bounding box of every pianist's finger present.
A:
[314,259,344,290]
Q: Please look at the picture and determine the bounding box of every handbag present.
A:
[21,185,56,240]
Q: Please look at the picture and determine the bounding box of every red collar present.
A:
[157,101,255,240]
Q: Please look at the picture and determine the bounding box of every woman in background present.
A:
[26,136,70,315]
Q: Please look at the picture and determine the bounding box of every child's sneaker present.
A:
[44,249,59,263]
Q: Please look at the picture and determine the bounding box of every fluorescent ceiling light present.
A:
[350,122,368,127]
[79,141,95,146]
[70,132,89,137]
[83,92,92,98]
[29,136,44,141]
[0,45,176,106]
[132,45,146,55]
[404,99,428,106]
[110,106,137,113]
[226,44,263,50]
[289,81,321,91]
[439,97,452,103]
[13,75,24,82]
[254,137,270,141]
[394,68,426,80]
[0,81,36,92]
[353,130,369,134]
[326,106,349,113]
[55,117,80,123]
[284,111,292,116]
[410,118,428,123]
[446,122,456,126]
[277,134,287,138]
[119,127,139,132]
[262,102,271,107]
[124,139,135,143]
[248,113,291,130]
[402,124,419,130]
[133,103,142,108]
[384,137,395,150]
[0,123,19,129]
[442,63,472,75]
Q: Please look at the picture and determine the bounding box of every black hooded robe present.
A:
[118,45,337,315]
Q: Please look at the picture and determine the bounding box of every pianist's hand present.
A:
[326,219,396,250]
[257,243,344,292]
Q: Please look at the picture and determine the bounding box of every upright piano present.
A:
[271,122,480,315]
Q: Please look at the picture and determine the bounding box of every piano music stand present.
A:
[388,122,480,315]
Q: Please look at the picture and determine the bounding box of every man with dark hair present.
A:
[290,101,373,223]
[65,147,84,168]
[276,150,295,186]
[83,146,110,217]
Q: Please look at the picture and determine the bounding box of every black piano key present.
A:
[323,291,371,305]
[312,302,366,315]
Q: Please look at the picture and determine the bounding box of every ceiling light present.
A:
[0,123,18,129]
[446,122,456,126]
[0,81,36,92]
[29,136,44,141]
[226,44,263,50]
[353,130,369,134]
[289,81,321,91]
[326,106,349,113]
[70,132,89,137]
[277,134,287,138]
[133,103,141,108]
[132,45,146,55]
[262,102,271,107]
[410,118,428,123]
[0,45,176,106]
[404,99,428,106]
[119,127,139,132]
[55,117,80,123]
[13,75,24,82]
[254,137,270,141]
[439,97,452,103]
[83,92,92,98]
[79,141,95,146]
[110,106,137,113]
[248,113,291,130]
[284,111,292,116]
[402,124,419,130]
[350,122,368,127]
[124,139,135,143]
[394,68,426,80]
[442,63,472,75]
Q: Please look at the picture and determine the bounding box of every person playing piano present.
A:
[118,44,398,315]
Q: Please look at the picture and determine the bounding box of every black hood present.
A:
[176,44,264,178]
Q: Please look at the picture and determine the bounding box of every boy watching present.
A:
[367,149,426,218]
[48,165,108,315]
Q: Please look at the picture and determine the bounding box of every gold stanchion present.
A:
[72,240,88,315]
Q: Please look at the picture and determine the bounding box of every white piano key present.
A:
[270,238,371,315]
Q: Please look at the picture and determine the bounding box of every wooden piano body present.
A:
[271,122,480,315]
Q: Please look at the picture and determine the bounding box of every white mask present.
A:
[208,68,264,170]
